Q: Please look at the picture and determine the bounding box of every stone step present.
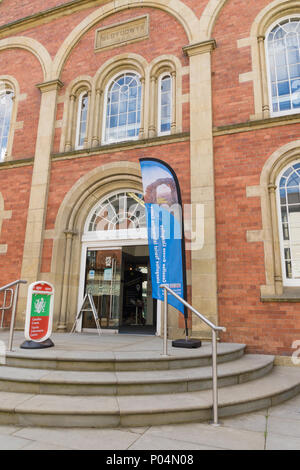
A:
[5,342,246,372]
[0,366,299,428]
[0,354,274,395]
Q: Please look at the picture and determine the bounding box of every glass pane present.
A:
[268,18,300,115]
[0,90,13,161]
[105,73,141,142]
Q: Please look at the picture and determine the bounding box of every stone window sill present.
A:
[261,287,300,302]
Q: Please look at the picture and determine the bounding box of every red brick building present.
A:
[0,0,300,360]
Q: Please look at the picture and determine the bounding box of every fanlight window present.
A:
[76,92,89,149]
[84,191,147,240]
[0,89,14,161]
[104,72,141,143]
[278,162,300,283]
[159,74,172,134]
[266,17,300,115]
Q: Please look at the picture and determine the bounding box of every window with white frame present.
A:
[83,190,147,241]
[158,74,172,134]
[103,72,141,144]
[266,17,300,116]
[277,161,300,284]
[75,91,89,149]
[0,89,14,162]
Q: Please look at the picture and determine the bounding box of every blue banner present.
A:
[139,158,187,315]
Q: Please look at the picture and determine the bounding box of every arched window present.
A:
[0,88,14,161]
[103,72,141,144]
[75,91,89,149]
[83,190,147,241]
[277,161,300,285]
[158,74,172,135]
[266,17,300,116]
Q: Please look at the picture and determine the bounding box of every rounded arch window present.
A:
[75,91,89,149]
[277,161,300,284]
[266,17,300,116]
[158,73,172,135]
[103,72,142,144]
[0,88,14,161]
[83,190,147,241]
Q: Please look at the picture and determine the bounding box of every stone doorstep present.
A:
[4,343,246,371]
[0,355,274,396]
[0,366,299,428]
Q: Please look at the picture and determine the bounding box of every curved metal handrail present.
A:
[0,280,27,351]
[160,284,226,426]
[0,280,27,293]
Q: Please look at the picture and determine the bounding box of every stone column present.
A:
[257,36,270,118]
[17,79,63,326]
[57,229,77,330]
[84,90,92,149]
[92,88,102,147]
[148,75,157,138]
[268,183,283,295]
[139,77,145,139]
[182,40,218,339]
[171,70,177,134]
[64,93,76,152]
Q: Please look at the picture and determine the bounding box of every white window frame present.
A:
[265,15,300,118]
[83,189,147,243]
[276,161,300,286]
[157,73,172,136]
[75,91,89,150]
[0,88,14,162]
[102,70,142,145]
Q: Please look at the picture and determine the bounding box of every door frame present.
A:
[77,238,157,333]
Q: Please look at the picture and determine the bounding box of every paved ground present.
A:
[0,394,300,450]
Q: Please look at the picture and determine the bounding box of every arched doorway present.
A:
[77,189,157,334]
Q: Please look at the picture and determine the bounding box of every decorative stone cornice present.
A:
[36,79,64,93]
[182,39,216,57]
[0,0,102,39]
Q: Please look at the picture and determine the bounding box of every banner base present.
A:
[20,339,55,349]
[172,339,202,349]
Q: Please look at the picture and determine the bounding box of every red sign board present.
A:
[25,282,54,343]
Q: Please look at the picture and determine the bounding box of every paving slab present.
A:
[267,416,300,438]
[128,434,221,450]
[0,433,32,450]
[14,426,142,450]
[145,422,265,450]
[266,432,300,450]
[221,412,267,433]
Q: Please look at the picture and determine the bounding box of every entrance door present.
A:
[82,248,122,330]
[119,246,156,334]
[80,245,156,334]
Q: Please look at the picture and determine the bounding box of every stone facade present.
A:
[0,0,300,357]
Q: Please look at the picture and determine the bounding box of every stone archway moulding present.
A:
[52,0,200,79]
[53,161,142,235]
[0,36,53,82]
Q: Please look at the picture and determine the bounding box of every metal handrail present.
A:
[160,284,226,426]
[0,288,13,328]
[0,280,27,351]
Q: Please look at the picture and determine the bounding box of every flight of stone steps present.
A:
[0,342,300,428]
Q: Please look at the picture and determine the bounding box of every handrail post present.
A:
[211,328,220,426]
[8,283,20,352]
[163,286,168,356]
[159,284,225,424]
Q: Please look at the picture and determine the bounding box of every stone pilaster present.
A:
[183,40,218,338]
[17,79,63,326]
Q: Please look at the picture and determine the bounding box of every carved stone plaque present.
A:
[95,15,149,51]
